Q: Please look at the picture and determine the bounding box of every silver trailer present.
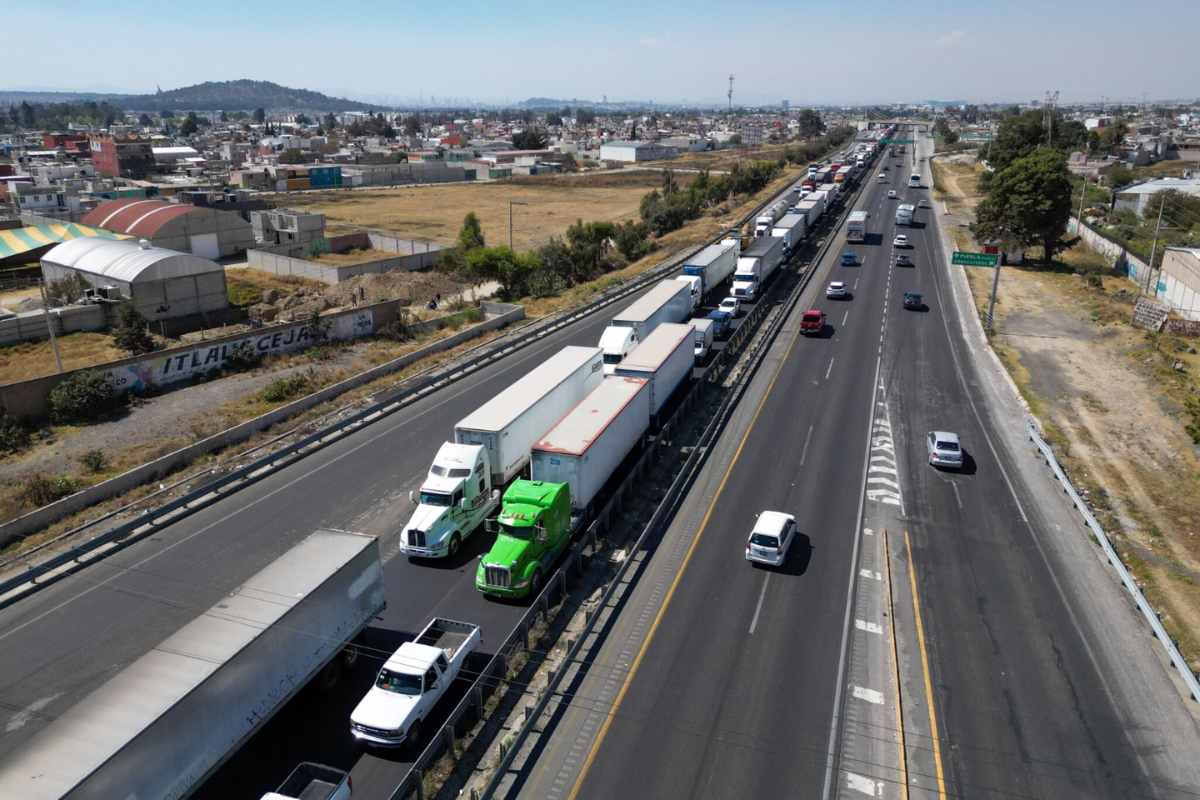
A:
[610,280,691,342]
[455,345,604,485]
[614,323,695,416]
[0,529,385,800]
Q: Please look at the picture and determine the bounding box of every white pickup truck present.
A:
[350,618,481,747]
[262,762,352,800]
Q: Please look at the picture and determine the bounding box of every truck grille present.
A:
[406,529,426,549]
[484,565,510,589]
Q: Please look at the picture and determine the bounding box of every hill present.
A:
[119,80,382,113]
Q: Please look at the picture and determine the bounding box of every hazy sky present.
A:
[8,0,1197,106]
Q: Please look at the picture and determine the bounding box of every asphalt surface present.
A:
[0,195,776,798]
[516,129,1196,800]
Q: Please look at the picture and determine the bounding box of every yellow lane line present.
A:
[883,528,909,800]
[904,529,946,798]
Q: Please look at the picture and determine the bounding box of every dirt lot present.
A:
[281,170,667,251]
[933,155,1200,668]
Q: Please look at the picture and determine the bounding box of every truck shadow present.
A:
[408,531,494,571]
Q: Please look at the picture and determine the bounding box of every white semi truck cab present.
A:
[599,325,638,374]
[399,443,499,558]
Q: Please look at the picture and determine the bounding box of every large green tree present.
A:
[986,110,1088,173]
[111,303,156,356]
[466,246,543,300]
[512,128,548,150]
[797,108,825,139]
[456,212,486,254]
[972,148,1074,263]
[1143,188,1200,230]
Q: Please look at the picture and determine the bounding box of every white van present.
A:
[877,173,887,184]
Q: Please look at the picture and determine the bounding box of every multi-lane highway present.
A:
[506,130,1200,800]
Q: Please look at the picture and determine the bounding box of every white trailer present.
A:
[455,345,604,486]
[613,322,695,416]
[682,242,738,297]
[732,235,786,301]
[531,376,651,515]
[0,529,385,800]
[771,213,807,255]
[611,280,691,342]
[795,199,821,226]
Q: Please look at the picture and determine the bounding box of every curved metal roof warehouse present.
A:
[80,197,254,259]
[43,238,222,283]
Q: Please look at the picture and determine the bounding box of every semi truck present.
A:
[400,346,604,558]
[613,323,694,417]
[262,763,352,800]
[795,198,822,226]
[350,617,481,748]
[895,204,914,227]
[477,479,574,599]
[754,200,790,236]
[601,279,691,373]
[732,235,786,301]
[682,241,738,298]
[530,376,651,515]
[674,275,703,312]
[771,213,807,255]
[846,211,869,243]
[0,529,385,800]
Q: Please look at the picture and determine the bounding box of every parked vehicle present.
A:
[926,431,964,469]
[350,618,481,747]
[771,212,807,255]
[692,317,714,360]
[402,346,603,557]
[846,210,869,243]
[682,242,739,299]
[477,479,574,598]
[719,296,741,317]
[800,309,826,337]
[262,763,352,800]
[0,530,386,800]
[732,235,785,301]
[614,324,693,417]
[745,511,797,567]
[611,280,692,347]
[706,309,733,338]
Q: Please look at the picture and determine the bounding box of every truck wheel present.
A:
[448,532,461,558]
[320,659,342,690]
[530,568,543,597]
[342,643,360,669]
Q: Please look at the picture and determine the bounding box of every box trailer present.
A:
[455,345,604,485]
[613,322,694,416]
[531,376,651,514]
[771,213,807,255]
[682,242,738,297]
[611,280,691,342]
[0,529,385,800]
[732,235,786,301]
[795,199,821,225]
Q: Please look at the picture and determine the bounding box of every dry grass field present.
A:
[0,333,129,384]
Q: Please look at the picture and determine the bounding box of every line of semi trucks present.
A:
[0,134,884,800]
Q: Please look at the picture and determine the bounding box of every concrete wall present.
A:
[0,303,111,347]
[246,242,441,284]
[1158,249,1200,321]
[1071,215,1152,283]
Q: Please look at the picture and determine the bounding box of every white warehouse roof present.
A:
[43,238,222,284]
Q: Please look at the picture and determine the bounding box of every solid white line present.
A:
[843,310,849,325]
[826,358,835,380]
[800,425,814,466]
[951,481,963,508]
[749,572,771,634]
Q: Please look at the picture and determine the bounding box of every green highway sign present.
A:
[879,139,915,144]
[952,251,999,267]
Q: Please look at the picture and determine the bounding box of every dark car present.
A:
[840,252,856,266]
[903,292,923,310]
[706,309,733,338]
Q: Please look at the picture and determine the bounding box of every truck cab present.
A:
[400,443,498,559]
[599,326,638,375]
[674,275,703,312]
[477,480,572,599]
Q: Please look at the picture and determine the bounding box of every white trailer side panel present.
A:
[455,345,604,484]
[530,377,650,513]
[0,530,384,800]
[613,323,694,415]
[611,280,690,340]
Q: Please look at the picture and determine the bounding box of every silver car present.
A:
[745,511,796,567]
[926,431,964,469]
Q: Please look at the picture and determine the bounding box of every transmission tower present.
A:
[727,74,734,114]
[1044,90,1059,146]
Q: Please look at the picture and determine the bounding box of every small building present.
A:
[1113,179,1200,217]
[88,134,155,179]
[252,209,326,246]
[81,197,254,258]
[597,141,677,162]
[152,146,202,164]
[41,238,229,322]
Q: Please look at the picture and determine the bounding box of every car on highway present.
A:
[706,309,733,338]
[840,252,856,266]
[800,309,826,337]
[896,254,912,267]
[893,234,908,248]
[926,431,964,469]
[903,292,923,310]
[918,199,930,208]
[882,164,889,170]
[745,511,797,567]
[719,296,741,318]
[826,281,847,299]
[887,190,898,199]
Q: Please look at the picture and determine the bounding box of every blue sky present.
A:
[8,0,1197,106]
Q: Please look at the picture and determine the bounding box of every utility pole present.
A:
[1075,173,1089,234]
[38,278,63,373]
[1145,198,1165,294]
[727,75,734,115]
[509,201,527,250]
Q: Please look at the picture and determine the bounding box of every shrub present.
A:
[261,370,313,403]
[78,449,109,473]
[111,302,156,356]
[224,341,260,371]
[378,312,416,342]
[48,370,119,423]
[22,474,81,507]
[0,411,30,454]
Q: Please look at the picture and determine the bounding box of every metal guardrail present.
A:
[1027,422,1200,703]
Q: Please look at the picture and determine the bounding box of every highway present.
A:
[0,164,815,798]
[508,130,1200,800]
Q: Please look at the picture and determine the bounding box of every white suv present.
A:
[745,511,797,567]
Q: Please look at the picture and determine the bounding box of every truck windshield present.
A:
[603,353,623,365]
[376,668,423,695]
[420,491,453,507]
[500,521,534,539]
[430,465,471,478]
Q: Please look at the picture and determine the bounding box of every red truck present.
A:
[800,309,826,337]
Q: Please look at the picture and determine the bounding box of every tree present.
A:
[576,108,596,125]
[253,107,266,125]
[219,110,228,123]
[971,148,1074,263]
[797,108,825,138]
[278,148,307,164]
[456,212,486,255]
[324,112,338,131]
[111,302,156,356]
[985,110,1089,173]
[294,113,311,126]
[1143,188,1200,231]
[48,370,118,423]
[561,152,579,173]
[1105,164,1134,189]
[179,116,198,136]
[564,219,617,282]
[1098,120,1130,156]
[512,128,548,150]
[137,113,153,127]
[962,105,979,124]
[466,246,542,300]
[545,112,563,126]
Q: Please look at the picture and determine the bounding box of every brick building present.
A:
[88,134,155,179]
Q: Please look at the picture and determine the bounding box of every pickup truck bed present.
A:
[415,618,476,658]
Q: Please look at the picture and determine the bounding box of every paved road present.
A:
[512,129,1200,800]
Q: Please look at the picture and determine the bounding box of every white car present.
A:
[893,234,909,248]
[745,511,797,567]
[926,431,965,469]
[887,190,898,199]
[918,199,930,208]
[719,296,741,317]
[826,281,847,299]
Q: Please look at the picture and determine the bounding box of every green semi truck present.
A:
[476,480,572,599]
